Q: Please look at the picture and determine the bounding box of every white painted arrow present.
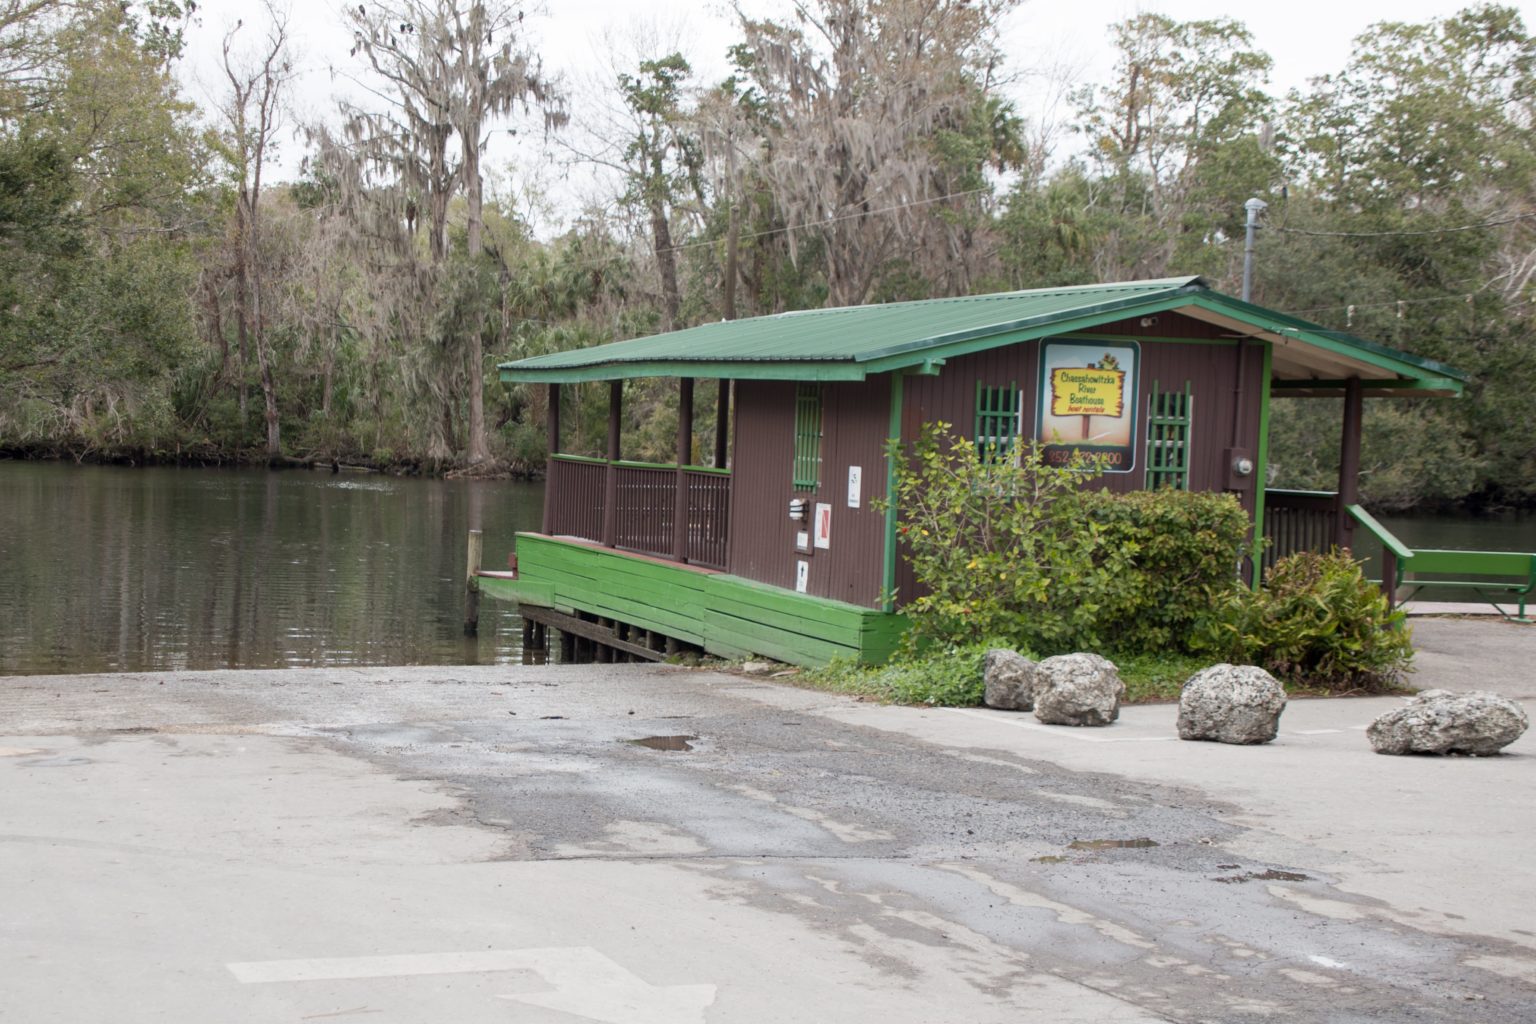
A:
[496,946,715,1024]
[227,946,715,1024]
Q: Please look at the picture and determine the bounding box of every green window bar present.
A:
[793,384,823,491]
[1145,379,1193,490]
[974,382,1021,464]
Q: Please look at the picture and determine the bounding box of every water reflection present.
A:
[0,462,542,675]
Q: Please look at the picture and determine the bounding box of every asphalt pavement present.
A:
[1,623,1532,1023]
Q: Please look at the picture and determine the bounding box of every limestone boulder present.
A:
[1367,689,1529,756]
[983,649,1039,711]
[1177,664,1287,745]
[1034,653,1124,727]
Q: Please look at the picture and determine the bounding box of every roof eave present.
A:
[498,359,870,384]
[1189,293,1468,390]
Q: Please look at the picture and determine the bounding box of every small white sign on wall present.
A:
[847,465,862,508]
[813,503,832,550]
[795,560,809,593]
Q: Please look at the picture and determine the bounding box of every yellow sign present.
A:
[1049,367,1126,418]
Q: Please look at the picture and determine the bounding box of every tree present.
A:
[615,52,700,329]
[0,1,206,452]
[734,0,1021,307]
[214,3,293,459]
[1073,13,1276,279]
[341,0,563,466]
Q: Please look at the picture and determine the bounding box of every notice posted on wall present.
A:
[1036,339,1140,474]
[795,560,809,593]
[847,465,862,508]
[813,503,832,549]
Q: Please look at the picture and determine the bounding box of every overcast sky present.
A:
[175,0,1536,231]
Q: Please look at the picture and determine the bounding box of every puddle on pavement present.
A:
[628,735,698,752]
[1215,868,1311,884]
[1069,837,1159,850]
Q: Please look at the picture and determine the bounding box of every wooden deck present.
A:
[479,533,908,667]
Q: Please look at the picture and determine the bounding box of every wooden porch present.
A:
[480,533,907,667]
[543,455,731,569]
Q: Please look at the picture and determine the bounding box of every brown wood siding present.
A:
[895,330,1265,604]
[727,378,891,607]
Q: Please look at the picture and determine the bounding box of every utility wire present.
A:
[1288,294,1477,317]
[1270,213,1536,238]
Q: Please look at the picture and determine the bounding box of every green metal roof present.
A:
[497,276,1466,395]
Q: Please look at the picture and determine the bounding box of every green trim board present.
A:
[497,533,907,667]
[498,278,1465,396]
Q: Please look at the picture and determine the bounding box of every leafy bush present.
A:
[885,423,1248,656]
[1199,551,1412,691]
[1081,489,1251,652]
[883,423,1113,653]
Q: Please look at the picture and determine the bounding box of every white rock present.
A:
[1033,653,1124,727]
[1367,690,1528,756]
[1177,664,1287,745]
[983,649,1038,711]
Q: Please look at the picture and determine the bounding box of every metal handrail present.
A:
[1345,504,1414,561]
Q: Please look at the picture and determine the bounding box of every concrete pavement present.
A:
[1,629,1533,1023]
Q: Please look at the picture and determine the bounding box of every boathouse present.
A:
[486,276,1464,666]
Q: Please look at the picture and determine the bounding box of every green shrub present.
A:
[883,423,1113,654]
[885,423,1248,656]
[1082,489,1251,652]
[1199,551,1412,691]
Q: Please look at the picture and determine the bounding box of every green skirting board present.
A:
[482,533,906,667]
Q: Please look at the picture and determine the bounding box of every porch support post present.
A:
[542,382,560,534]
[881,372,905,612]
[1336,376,1363,552]
[714,379,730,468]
[673,377,694,562]
[602,379,622,548]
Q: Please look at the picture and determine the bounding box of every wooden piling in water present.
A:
[464,528,483,635]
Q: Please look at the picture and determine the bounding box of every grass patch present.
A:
[1108,650,1211,703]
[794,646,1380,708]
[799,643,996,707]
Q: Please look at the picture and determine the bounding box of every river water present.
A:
[0,461,542,675]
[7,461,1536,676]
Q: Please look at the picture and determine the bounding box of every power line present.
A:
[1270,213,1536,239]
[1288,293,1477,318]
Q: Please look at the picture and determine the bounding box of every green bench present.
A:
[1395,548,1536,622]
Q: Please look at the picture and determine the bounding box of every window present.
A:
[1145,380,1193,490]
[975,382,1021,464]
[793,384,823,491]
